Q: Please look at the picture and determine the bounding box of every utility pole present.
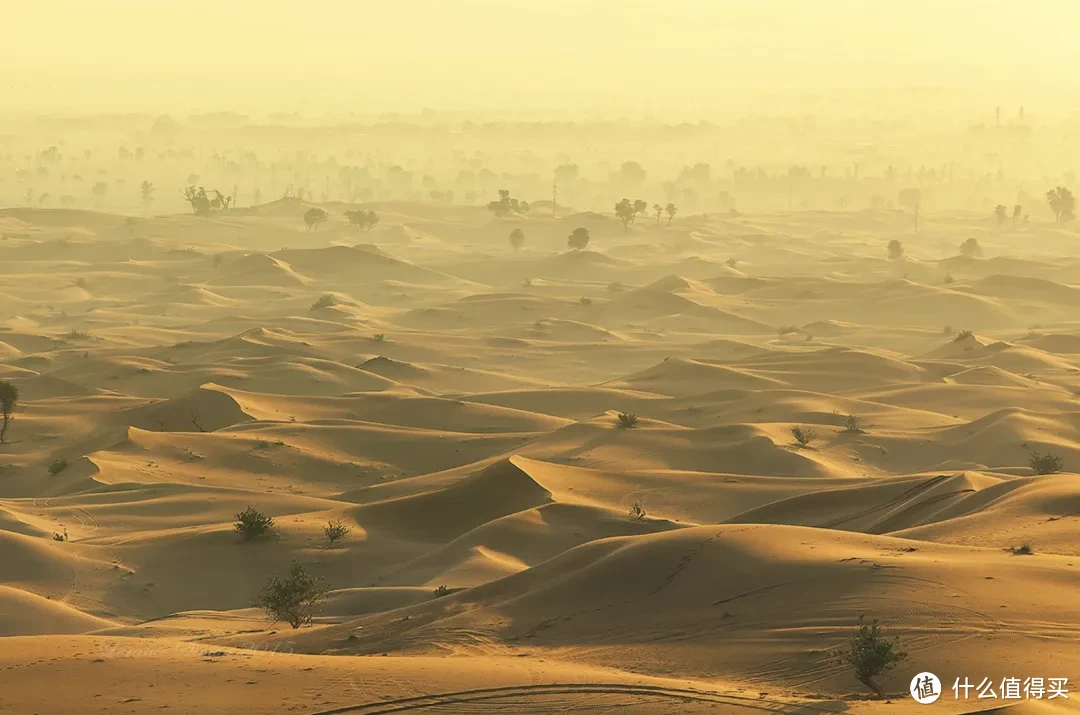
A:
[552,183,558,219]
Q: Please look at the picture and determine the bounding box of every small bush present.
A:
[726,257,739,269]
[433,584,450,598]
[954,329,974,342]
[629,502,646,521]
[323,519,350,545]
[1011,543,1034,555]
[234,506,275,542]
[835,616,908,698]
[616,412,639,429]
[48,458,70,475]
[942,324,954,336]
[53,530,68,542]
[777,325,799,336]
[310,293,335,311]
[372,333,386,342]
[523,278,533,288]
[959,237,983,258]
[842,414,864,434]
[943,273,955,284]
[579,296,592,306]
[254,560,327,629]
[886,239,904,260]
[1028,451,1063,475]
[790,425,818,447]
[66,328,91,340]
[607,281,625,293]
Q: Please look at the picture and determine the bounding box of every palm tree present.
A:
[1046,186,1075,223]
[653,203,663,224]
[0,380,18,444]
[664,203,677,225]
[508,228,525,253]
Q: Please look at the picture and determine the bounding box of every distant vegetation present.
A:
[234,506,275,542]
[953,329,974,342]
[616,412,639,428]
[842,414,864,434]
[487,189,529,217]
[303,207,328,231]
[254,560,327,629]
[567,227,591,250]
[1028,451,1063,475]
[344,209,379,231]
[1046,186,1076,223]
[323,519,350,545]
[311,293,336,311]
[48,458,70,475]
[886,239,904,260]
[959,237,982,257]
[433,584,450,598]
[0,380,18,444]
[629,502,646,521]
[182,185,233,216]
[508,228,525,252]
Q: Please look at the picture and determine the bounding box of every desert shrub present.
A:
[254,560,327,629]
[1028,451,1063,475]
[48,458,69,475]
[942,324,954,336]
[835,616,908,698]
[53,530,68,542]
[629,502,646,521]
[254,440,272,450]
[234,506,275,542]
[66,328,91,340]
[1011,543,1034,555]
[523,278,533,288]
[323,519,350,545]
[790,425,818,447]
[607,281,625,293]
[777,325,799,336]
[616,412,639,429]
[886,239,904,260]
[953,329,974,342]
[842,414,864,434]
[726,257,739,268]
[433,584,450,598]
[959,237,983,258]
[579,296,592,306]
[372,333,386,342]
[310,293,335,311]
[943,273,955,284]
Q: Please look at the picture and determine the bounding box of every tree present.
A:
[994,204,1007,226]
[140,181,155,212]
[653,203,663,224]
[91,181,109,209]
[181,185,232,216]
[0,380,18,444]
[487,189,529,217]
[1046,186,1075,223]
[633,199,648,219]
[303,207,328,231]
[507,228,526,253]
[665,202,677,225]
[959,238,983,258]
[836,617,908,698]
[1013,204,1022,229]
[567,227,590,251]
[234,506,275,541]
[617,161,646,186]
[898,188,921,233]
[345,210,379,231]
[254,560,328,629]
[887,239,904,260]
[614,198,636,227]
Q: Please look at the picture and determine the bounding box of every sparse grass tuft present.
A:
[433,585,450,598]
[579,296,592,306]
[65,328,91,340]
[842,414,864,434]
[1011,543,1034,555]
[616,412,639,429]
[310,293,335,311]
[629,502,646,521]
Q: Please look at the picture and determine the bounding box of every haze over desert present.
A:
[3,2,1080,713]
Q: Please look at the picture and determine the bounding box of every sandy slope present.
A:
[1,205,1079,713]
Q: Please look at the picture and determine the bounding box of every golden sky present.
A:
[4,0,1077,115]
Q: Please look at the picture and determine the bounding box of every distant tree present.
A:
[91,181,109,209]
[869,194,886,210]
[0,379,18,444]
[508,228,525,253]
[887,239,904,260]
[487,189,529,217]
[182,185,212,216]
[653,203,663,224]
[140,181,155,211]
[717,191,736,211]
[959,238,983,258]
[617,161,646,186]
[303,207,328,231]
[614,198,636,227]
[898,188,921,233]
[1046,186,1076,223]
[664,202,677,225]
[993,204,1007,226]
[1013,204,1022,229]
[254,560,327,629]
[554,164,579,185]
[345,210,379,231]
[567,227,591,251]
[633,199,648,219]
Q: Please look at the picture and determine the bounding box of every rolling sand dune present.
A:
[2,203,1079,714]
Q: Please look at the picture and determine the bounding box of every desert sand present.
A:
[1,200,1079,715]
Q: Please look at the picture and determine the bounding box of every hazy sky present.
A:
[5,0,1078,116]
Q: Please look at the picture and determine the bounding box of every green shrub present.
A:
[323,519,350,545]
[835,616,908,698]
[790,425,818,447]
[1028,452,1063,475]
[616,412,639,429]
[48,458,70,475]
[254,561,327,629]
[234,506,275,542]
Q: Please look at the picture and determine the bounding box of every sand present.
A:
[1,202,1079,713]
